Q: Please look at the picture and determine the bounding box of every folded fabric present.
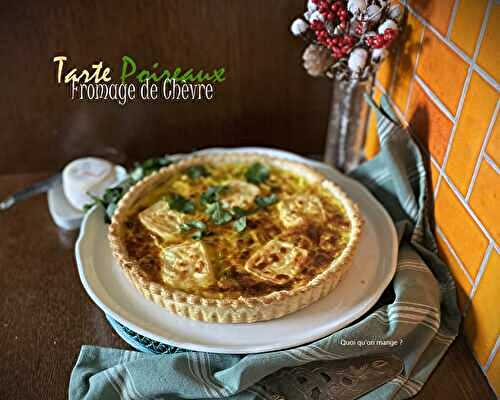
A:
[69,95,461,400]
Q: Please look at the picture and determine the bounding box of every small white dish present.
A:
[48,165,127,230]
[75,148,398,354]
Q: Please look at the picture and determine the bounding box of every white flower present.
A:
[347,0,367,14]
[290,18,309,36]
[348,48,368,73]
[307,0,318,12]
[388,4,402,22]
[371,48,388,63]
[378,19,398,34]
[309,10,324,23]
[366,5,381,23]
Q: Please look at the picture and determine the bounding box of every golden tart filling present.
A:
[118,158,354,300]
[109,154,362,322]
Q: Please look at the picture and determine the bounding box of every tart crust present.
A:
[108,153,363,323]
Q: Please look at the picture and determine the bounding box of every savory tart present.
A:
[109,153,362,323]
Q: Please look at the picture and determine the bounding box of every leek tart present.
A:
[109,153,362,323]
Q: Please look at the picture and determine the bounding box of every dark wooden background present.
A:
[0,0,332,174]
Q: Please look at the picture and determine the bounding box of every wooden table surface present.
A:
[0,173,495,400]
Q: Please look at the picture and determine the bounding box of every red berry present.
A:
[310,20,323,30]
[317,30,327,38]
[339,22,347,29]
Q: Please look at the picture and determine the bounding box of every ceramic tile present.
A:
[407,81,453,163]
[450,0,489,57]
[486,115,499,165]
[365,0,500,390]
[429,160,440,191]
[477,4,500,82]
[445,73,498,196]
[469,160,500,244]
[416,30,469,115]
[392,14,425,111]
[377,52,398,93]
[486,346,500,396]
[408,0,455,36]
[435,179,489,279]
[436,231,472,312]
[465,250,500,365]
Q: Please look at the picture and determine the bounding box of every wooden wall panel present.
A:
[0,0,331,173]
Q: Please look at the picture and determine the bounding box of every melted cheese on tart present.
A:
[245,235,313,285]
[161,241,216,290]
[139,200,184,242]
[221,180,260,208]
[277,195,326,228]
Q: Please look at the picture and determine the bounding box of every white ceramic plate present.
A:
[75,148,397,354]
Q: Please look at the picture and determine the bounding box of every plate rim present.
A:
[75,148,397,354]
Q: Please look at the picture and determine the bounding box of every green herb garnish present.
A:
[231,206,249,218]
[233,216,247,233]
[206,201,233,225]
[129,156,172,182]
[244,162,270,184]
[167,193,195,214]
[180,220,210,240]
[255,193,279,208]
[186,165,209,180]
[191,230,206,240]
[180,220,207,231]
[200,185,228,206]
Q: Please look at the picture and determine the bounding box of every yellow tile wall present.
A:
[365,0,500,394]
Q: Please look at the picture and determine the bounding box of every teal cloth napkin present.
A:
[69,96,461,399]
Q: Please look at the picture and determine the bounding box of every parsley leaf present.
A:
[233,216,247,233]
[255,193,278,208]
[180,220,207,231]
[130,156,172,181]
[180,220,210,240]
[206,201,233,225]
[244,162,270,184]
[200,185,228,206]
[191,230,205,240]
[186,165,209,180]
[231,206,249,218]
[167,193,195,214]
